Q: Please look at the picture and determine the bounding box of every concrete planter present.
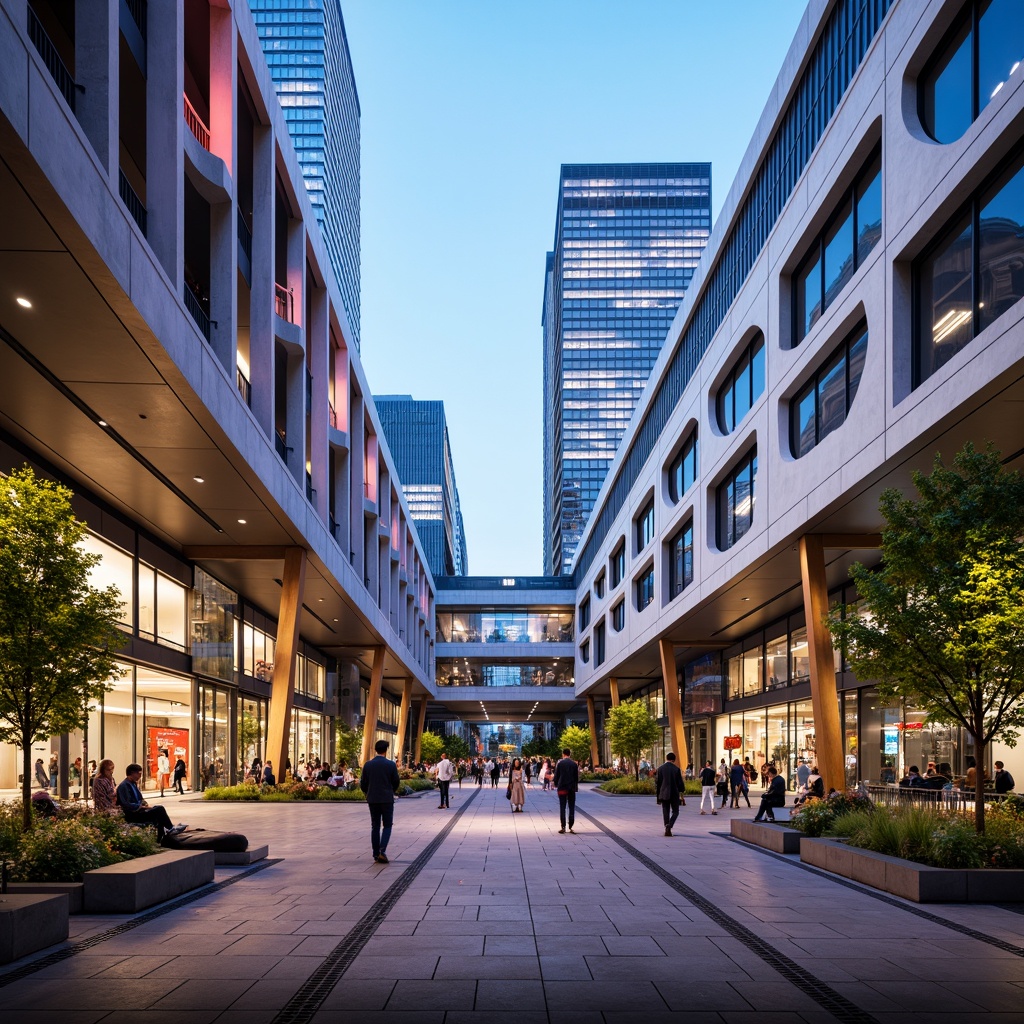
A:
[800,838,1024,902]
[6,881,84,914]
[731,819,802,854]
[82,849,215,914]
[0,894,69,963]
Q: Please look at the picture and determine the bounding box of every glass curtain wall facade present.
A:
[543,163,711,575]
[375,396,468,577]
[248,0,361,348]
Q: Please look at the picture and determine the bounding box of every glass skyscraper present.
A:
[248,0,361,349]
[543,163,712,575]
[375,396,469,579]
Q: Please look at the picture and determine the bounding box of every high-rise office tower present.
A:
[375,397,469,579]
[543,163,712,575]
[248,0,361,349]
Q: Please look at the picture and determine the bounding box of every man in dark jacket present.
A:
[753,765,786,822]
[359,740,401,864]
[553,748,579,834]
[655,752,684,836]
[116,764,181,840]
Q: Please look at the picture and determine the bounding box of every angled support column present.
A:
[586,694,600,767]
[660,639,687,768]
[265,547,307,779]
[799,535,845,794]
[413,697,428,762]
[360,646,386,766]
[608,678,620,707]
[394,677,413,766]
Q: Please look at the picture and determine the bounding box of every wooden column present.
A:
[413,697,428,762]
[393,677,413,766]
[360,646,386,766]
[586,694,600,767]
[265,547,307,779]
[660,639,687,768]
[608,678,620,706]
[799,535,845,794]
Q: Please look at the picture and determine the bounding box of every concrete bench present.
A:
[731,818,801,854]
[7,881,84,915]
[215,844,268,866]
[82,849,214,914]
[0,894,69,963]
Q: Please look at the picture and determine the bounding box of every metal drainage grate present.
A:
[271,787,480,1024]
[577,808,880,1024]
[0,858,282,987]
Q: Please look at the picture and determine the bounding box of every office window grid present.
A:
[636,497,655,552]
[667,430,698,504]
[717,447,758,551]
[716,335,765,435]
[574,0,893,580]
[636,566,655,611]
[668,520,694,599]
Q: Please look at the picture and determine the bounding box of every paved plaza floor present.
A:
[2,782,1024,1023]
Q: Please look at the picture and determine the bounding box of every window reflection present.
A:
[435,659,574,687]
[436,609,574,644]
[82,533,133,629]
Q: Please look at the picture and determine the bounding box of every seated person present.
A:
[317,763,333,782]
[92,758,119,813]
[262,761,276,786]
[31,789,59,818]
[795,767,825,806]
[116,763,184,840]
[753,766,786,822]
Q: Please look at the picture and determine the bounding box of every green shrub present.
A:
[980,804,1024,867]
[598,777,656,795]
[317,785,364,801]
[789,800,834,837]
[12,818,121,882]
[825,808,873,837]
[403,778,436,792]
[0,801,22,859]
[203,784,262,801]
[80,812,160,857]
[930,816,986,869]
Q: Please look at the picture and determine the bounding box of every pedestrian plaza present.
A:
[2,784,1024,1023]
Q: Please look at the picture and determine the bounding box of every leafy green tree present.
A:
[559,724,591,765]
[444,733,470,763]
[239,710,262,768]
[0,469,125,829]
[607,698,661,778]
[335,721,362,768]
[828,443,1024,833]
[418,730,444,765]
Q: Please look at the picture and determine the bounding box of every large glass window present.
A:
[238,696,267,777]
[578,596,591,631]
[611,599,625,632]
[138,566,187,651]
[636,497,655,551]
[594,621,606,667]
[716,447,757,551]
[438,610,573,644]
[667,431,698,504]
[435,660,574,687]
[716,335,765,434]
[137,668,193,791]
[794,150,882,345]
[81,533,134,629]
[190,569,236,682]
[636,566,655,611]
[610,541,626,588]
[790,324,868,457]
[920,0,1024,144]
[915,149,1024,386]
[667,520,693,600]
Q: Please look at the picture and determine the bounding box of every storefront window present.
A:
[197,682,229,789]
[684,654,722,715]
[238,696,266,777]
[137,668,192,791]
[82,533,134,629]
[767,705,792,788]
[765,632,788,689]
[190,569,237,681]
[790,625,810,683]
[290,709,324,771]
[793,700,816,773]
[138,565,187,651]
[843,691,859,789]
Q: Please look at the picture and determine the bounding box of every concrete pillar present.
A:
[207,4,235,176]
[586,695,600,767]
[349,392,365,575]
[265,548,307,779]
[249,124,275,436]
[360,646,385,766]
[394,678,413,766]
[799,536,845,794]
[660,639,688,769]
[308,285,330,519]
[75,0,116,171]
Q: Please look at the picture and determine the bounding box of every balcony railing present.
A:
[274,283,294,323]
[275,431,288,462]
[118,169,147,236]
[183,93,210,150]
[28,8,78,111]
[328,403,338,429]
[184,287,210,340]
[123,0,147,39]
[236,368,251,407]
[236,209,252,263]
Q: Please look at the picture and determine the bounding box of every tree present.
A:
[444,733,470,763]
[827,443,1024,833]
[239,710,262,768]
[418,730,444,765]
[0,469,125,830]
[607,698,661,778]
[559,724,591,765]
[335,721,362,768]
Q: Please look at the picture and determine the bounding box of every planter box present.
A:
[800,838,1024,902]
[0,894,68,963]
[83,849,214,914]
[6,881,84,915]
[731,819,801,854]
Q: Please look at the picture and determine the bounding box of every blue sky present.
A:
[344,1,807,576]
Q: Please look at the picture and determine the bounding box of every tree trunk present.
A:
[973,735,986,834]
[20,739,32,832]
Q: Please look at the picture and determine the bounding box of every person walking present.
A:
[172,755,187,794]
[553,748,579,834]
[716,758,730,809]
[508,757,526,812]
[359,739,401,864]
[33,757,49,789]
[753,765,786,822]
[730,758,751,808]
[434,751,456,809]
[699,760,718,815]
[656,752,684,836]
[157,748,170,797]
[995,761,1015,795]
[489,759,501,788]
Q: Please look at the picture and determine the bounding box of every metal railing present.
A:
[28,8,78,111]
[275,432,288,462]
[863,784,1006,810]
[183,92,210,150]
[236,209,252,263]
[118,169,147,235]
[123,0,146,38]
[274,283,294,322]
[184,287,210,340]
[236,368,251,407]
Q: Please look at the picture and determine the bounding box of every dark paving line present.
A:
[576,807,879,1024]
[721,832,1024,956]
[270,786,480,1024]
[0,857,282,987]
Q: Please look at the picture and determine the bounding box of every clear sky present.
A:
[344,1,808,577]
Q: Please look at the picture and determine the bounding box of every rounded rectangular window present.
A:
[716,336,765,434]
[716,447,757,550]
[667,430,698,504]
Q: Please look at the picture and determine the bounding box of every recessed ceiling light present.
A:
[97,419,108,428]
[16,297,31,309]
[333,617,339,622]
[193,476,205,484]
[740,597,751,602]
[237,518,247,524]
